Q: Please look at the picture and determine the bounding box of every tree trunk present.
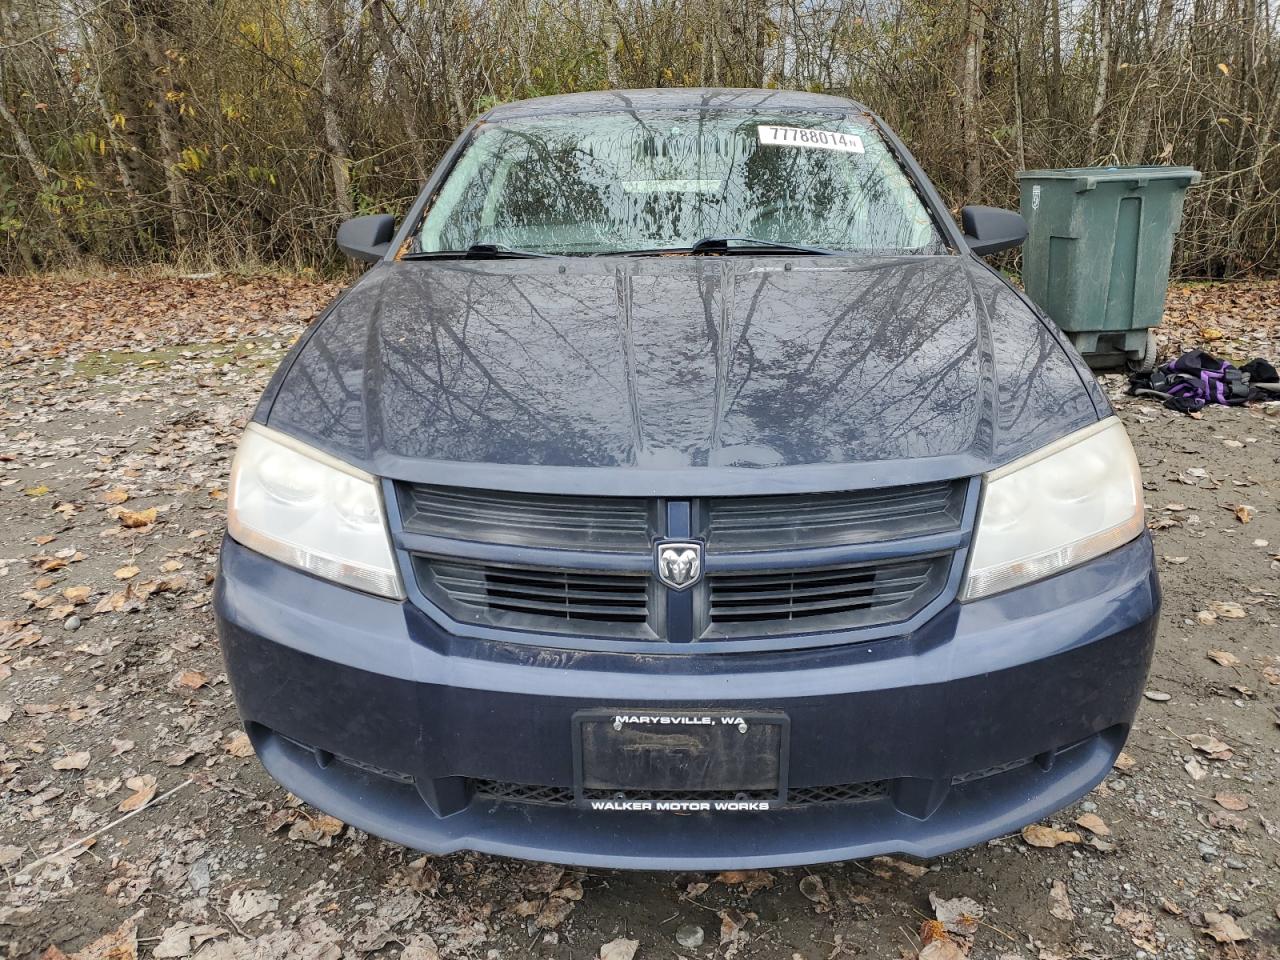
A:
[1129,0,1174,161]
[0,96,77,260]
[961,0,986,200]
[319,0,354,219]
[1088,0,1112,160]
[139,29,194,247]
[370,0,430,182]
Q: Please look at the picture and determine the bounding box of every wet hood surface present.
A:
[264,256,1102,491]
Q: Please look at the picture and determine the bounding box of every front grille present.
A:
[787,780,890,804]
[706,556,947,636]
[472,780,575,805]
[399,480,968,645]
[469,779,889,808]
[416,557,655,636]
[400,484,651,552]
[706,481,964,551]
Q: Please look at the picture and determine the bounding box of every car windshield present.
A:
[413,110,947,256]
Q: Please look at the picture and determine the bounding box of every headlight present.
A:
[228,424,403,599]
[962,418,1144,600]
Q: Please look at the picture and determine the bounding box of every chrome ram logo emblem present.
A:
[655,540,703,591]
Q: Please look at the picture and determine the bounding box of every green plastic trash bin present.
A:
[1016,165,1200,370]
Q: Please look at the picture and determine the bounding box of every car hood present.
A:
[263,256,1102,494]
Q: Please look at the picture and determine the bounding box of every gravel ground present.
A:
[1,276,1277,960]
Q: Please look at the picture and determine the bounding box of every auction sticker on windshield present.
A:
[757,125,864,153]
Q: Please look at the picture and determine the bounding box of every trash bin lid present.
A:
[1017,165,1200,190]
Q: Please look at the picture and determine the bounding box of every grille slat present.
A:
[417,558,653,633]
[401,485,650,552]
[706,557,944,634]
[706,481,964,551]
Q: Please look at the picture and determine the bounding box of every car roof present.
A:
[480,88,868,122]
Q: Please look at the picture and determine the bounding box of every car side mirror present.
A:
[337,214,396,263]
[961,206,1028,257]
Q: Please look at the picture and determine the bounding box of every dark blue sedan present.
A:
[215,88,1158,868]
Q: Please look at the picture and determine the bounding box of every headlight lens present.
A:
[228,424,403,599]
[962,418,1144,600]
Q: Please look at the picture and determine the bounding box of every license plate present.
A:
[573,710,788,811]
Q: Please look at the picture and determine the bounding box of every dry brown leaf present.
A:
[1187,733,1232,759]
[225,731,254,757]
[174,670,208,690]
[1021,824,1081,848]
[114,565,140,580]
[798,873,830,909]
[929,891,984,934]
[1214,792,1250,811]
[1232,504,1254,523]
[599,938,639,960]
[918,941,966,960]
[1207,649,1240,666]
[1202,911,1250,943]
[1075,813,1110,836]
[117,774,157,812]
[1113,751,1136,771]
[62,585,91,604]
[101,488,129,504]
[534,896,574,930]
[119,507,157,529]
[1049,880,1075,921]
[52,750,91,771]
[715,869,775,894]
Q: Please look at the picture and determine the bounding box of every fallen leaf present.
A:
[1209,600,1247,619]
[400,936,440,960]
[535,896,574,930]
[52,750,91,771]
[929,891,984,935]
[174,670,208,689]
[119,507,157,528]
[153,922,227,959]
[599,938,639,960]
[1113,752,1136,771]
[101,488,129,504]
[872,855,930,879]
[1185,756,1208,781]
[24,485,49,497]
[1075,813,1110,836]
[1049,880,1074,921]
[1214,792,1250,811]
[114,565,140,580]
[918,941,966,960]
[1232,504,1254,523]
[225,731,254,757]
[1207,649,1240,666]
[715,869,775,894]
[798,873,830,910]
[1022,824,1081,848]
[718,908,748,944]
[62,585,91,604]
[226,889,279,925]
[1202,911,1250,943]
[1187,733,1232,759]
[117,774,157,812]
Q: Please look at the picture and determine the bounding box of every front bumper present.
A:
[215,534,1159,869]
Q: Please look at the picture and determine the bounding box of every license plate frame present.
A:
[572,709,789,810]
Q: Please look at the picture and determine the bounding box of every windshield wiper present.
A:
[615,236,838,257]
[689,236,838,256]
[403,243,557,260]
